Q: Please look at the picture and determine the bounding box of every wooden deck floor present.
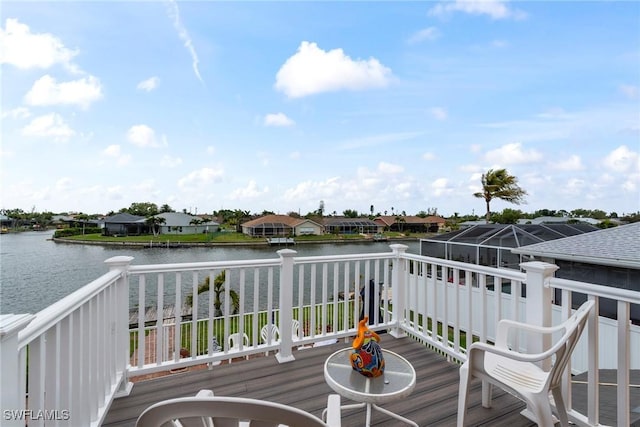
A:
[104,336,539,427]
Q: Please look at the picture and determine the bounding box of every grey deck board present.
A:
[104,335,620,427]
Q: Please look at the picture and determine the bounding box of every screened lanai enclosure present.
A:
[323,217,380,235]
[421,223,599,269]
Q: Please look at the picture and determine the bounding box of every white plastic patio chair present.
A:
[135,390,342,427]
[228,332,250,361]
[260,324,281,355]
[457,300,594,427]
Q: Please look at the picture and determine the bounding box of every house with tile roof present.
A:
[241,214,323,237]
[374,215,445,233]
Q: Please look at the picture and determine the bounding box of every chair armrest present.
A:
[495,318,566,347]
[469,341,556,364]
[325,394,341,426]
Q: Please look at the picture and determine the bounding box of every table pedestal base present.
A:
[324,401,418,427]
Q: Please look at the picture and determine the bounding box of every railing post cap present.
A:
[277,248,297,258]
[104,255,135,269]
[520,261,559,273]
[389,243,408,253]
[0,314,34,339]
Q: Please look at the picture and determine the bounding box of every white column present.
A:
[0,314,34,427]
[276,249,296,363]
[389,244,408,338]
[519,261,558,424]
[104,256,134,397]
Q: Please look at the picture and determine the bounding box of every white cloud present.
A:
[127,124,159,148]
[1,106,30,120]
[101,144,131,166]
[177,167,224,189]
[429,107,448,121]
[55,177,73,192]
[289,151,301,160]
[102,144,121,157]
[407,27,440,44]
[283,177,342,202]
[137,76,160,92]
[603,145,639,173]
[0,18,78,71]
[619,84,639,99]
[160,155,183,168]
[551,155,584,171]
[423,152,436,161]
[206,146,216,155]
[166,0,203,83]
[24,75,103,109]
[429,0,526,20]
[264,112,295,127]
[378,161,404,175]
[484,142,543,164]
[228,180,269,200]
[275,41,392,98]
[22,113,75,140]
[432,178,453,196]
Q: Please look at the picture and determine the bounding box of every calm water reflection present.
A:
[0,230,418,315]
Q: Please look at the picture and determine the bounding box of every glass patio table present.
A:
[323,347,418,427]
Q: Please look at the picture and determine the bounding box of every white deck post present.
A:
[519,261,558,423]
[389,244,408,338]
[520,261,558,358]
[104,256,135,397]
[0,314,34,427]
[276,249,296,363]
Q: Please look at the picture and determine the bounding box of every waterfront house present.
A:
[322,217,381,235]
[2,243,638,427]
[153,212,220,235]
[102,212,148,236]
[375,215,445,233]
[241,214,323,237]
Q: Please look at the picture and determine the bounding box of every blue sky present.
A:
[1,1,639,217]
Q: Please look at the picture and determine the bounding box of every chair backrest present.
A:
[292,319,301,340]
[228,332,249,350]
[136,395,329,427]
[548,300,594,388]
[261,324,280,343]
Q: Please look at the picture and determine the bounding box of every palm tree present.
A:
[473,168,527,223]
[145,216,166,236]
[185,271,240,317]
[190,218,203,233]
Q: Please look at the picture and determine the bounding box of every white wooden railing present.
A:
[1,245,638,426]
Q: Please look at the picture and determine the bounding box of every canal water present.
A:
[0,230,419,315]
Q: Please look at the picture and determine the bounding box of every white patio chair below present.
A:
[135,390,342,427]
[457,300,594,427]
[260,324,281,355]
[228,332,250,361]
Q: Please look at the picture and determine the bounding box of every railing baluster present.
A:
[137,276,145,368]
[155,274,164,365]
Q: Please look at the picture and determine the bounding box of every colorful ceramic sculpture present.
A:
[350,317,385,377]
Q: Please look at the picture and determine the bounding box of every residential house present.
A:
[375,215,445,233]
[512,222,640,322]
[102,212,147,236]
[241,214,322,237]
[154,212,220,235]
[322,217,381,235]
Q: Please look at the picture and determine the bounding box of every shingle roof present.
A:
[512,222,640,269]
[103,213,146,223]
